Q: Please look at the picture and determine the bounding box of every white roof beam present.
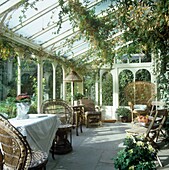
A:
[52,39,87,52]
[12,2,60,32]
[42,28,79,49]
[29,16,70,40]
[67,47,89,59]
[0,0,21,16]
[1,28,55,56]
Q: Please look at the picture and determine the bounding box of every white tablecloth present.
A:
[9,114,60,154]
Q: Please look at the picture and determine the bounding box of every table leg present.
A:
[50,128,72,155]
[73,106,84,136]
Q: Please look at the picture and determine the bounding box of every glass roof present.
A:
[0,0,117,65]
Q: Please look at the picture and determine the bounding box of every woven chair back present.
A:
[125,81,156,105]
[0,114,31,170]
[81,98,95,112]
[41,99,74,125]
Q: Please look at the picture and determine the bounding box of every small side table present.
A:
[50,124,73,157]
[72,105,84,136]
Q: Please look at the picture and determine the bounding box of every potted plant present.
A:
[116,107,131,122]
[73,93,84,105]
[15,93,31,119]
[114,135,157,169]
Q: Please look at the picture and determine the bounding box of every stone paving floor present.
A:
[46,122,169,170]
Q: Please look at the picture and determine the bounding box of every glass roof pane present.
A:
[31,20,73,45]
[0,0,21,15]
[4,0,59,29]
[0,0,115,63]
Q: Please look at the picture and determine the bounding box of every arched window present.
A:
[102,72,113,106]
[119,70,133,106]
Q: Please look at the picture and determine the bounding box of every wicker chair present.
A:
[0,114,48,170]
[81,98,102,128]
[41,99,74,157]
[124,81,156,122]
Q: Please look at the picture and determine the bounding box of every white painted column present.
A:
[7,60,13,82]
[95,73,99,105]
[71,81,74,106]
[52,63,57,99]
[62,66,66,100]
[113,68,119,119]
[17,56,21,95]
[100,70,103,106]
[37,57,43,114]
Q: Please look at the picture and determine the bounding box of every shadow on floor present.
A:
[46,122,169,170]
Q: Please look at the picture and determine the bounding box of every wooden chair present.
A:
[150,101,166,115]
[126,109,168,143]
[149,101,168,140]
[124,81,156,122]
[81,98,102,128]
[41,99,74,157]
[0,114,48,170]
[126,109,168,167]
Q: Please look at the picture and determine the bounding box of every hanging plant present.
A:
[0,38,16,60]
[57,0,118,66]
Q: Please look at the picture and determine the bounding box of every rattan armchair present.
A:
[0,114,48,170]
[81,98,102,128]
[41,99,74,157]
[124,81,156,122]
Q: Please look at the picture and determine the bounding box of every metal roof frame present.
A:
[0,0,127,66]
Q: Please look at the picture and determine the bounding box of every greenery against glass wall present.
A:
[135,69,151,82]
[83,72,96,100]
[102,72,113,106]
[43,62,53,100]
[55,65,63,99]
[119,70,133,106]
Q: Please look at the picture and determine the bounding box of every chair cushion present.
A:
[134,104,147,111]
[29,150,48,168]
[85,111,101,116]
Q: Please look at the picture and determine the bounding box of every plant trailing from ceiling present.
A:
[0,36,38,60]
[56,0,168,75]
[112,0,169,75]
[0,38,16,60]
[57,0,118,68]
[1,0,168,76]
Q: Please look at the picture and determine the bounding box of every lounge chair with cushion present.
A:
[81,98,102,128]
[124,81,156,122]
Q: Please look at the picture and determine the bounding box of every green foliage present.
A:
[83,72,96,99]
[119,70,133,106]
[114,0,169,75]
[102,72,113,105]
[116,107,131,118]
[27,103,37,114]
[0,97,16,118]
[56,0,169,74]
[114,135,157,170]
[0,38,16,60]
[2,0,169,76]
[74,92,84,100]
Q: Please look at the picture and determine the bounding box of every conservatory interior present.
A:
[0,0,169,170]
